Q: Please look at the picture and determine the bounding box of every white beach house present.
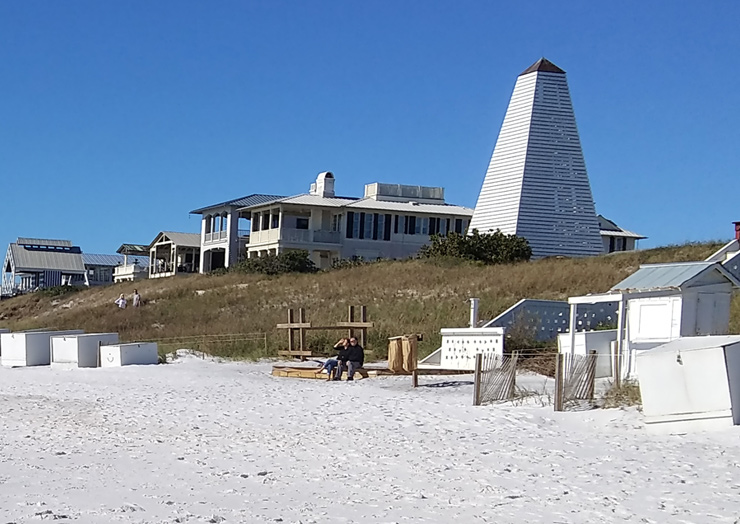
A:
[191,172,474,271]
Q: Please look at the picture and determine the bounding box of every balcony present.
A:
[281,228,311,243]
[204,231,229,244]
[312,230,340,244]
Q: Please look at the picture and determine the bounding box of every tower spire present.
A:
[469,58,602,258]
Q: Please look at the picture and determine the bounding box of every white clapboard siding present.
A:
[470,59,603,258]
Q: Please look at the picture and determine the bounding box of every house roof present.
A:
[190,194,285,214]
[520,57,565,76]
[16,238,73,248]
[149,231,201,249]
[82,254,150,267]
[610,261,740,292]
[6,243,86,273]
[345,198,474,216]
[642,335,740,356]
[597,215,646,239]
[117,243,149,255]
[240,193,473,216]
[277,194,359,208]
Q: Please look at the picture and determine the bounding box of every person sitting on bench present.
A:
[318,338,348,379]
[335,336,364,381]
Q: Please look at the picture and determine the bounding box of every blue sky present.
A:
[2,1,739,254]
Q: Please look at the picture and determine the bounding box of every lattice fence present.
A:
[473,352,519,405]
[554,351,598,411]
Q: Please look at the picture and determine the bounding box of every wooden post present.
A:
[554,353,565,412]
[348,305,355,340]
[298,308,306,353]
[586,350,597,401]
[473,353,483,406]
[412,369,418,388]
[508,352,518,399]
[97,341,101,368]
[360,305,367,348]
[287,309,295,352]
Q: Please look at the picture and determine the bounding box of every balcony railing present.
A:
[281,229,311,243]
[312,230,340,244]
[204,231,229,243]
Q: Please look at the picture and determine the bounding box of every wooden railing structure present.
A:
[276,305,373,360]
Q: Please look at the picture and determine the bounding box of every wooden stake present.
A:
[412,370,418,388]
[298,308,306,353]
[287,309,295,351]
[473,353,483,406]
[554,353,565,412]
[360,305,367,348]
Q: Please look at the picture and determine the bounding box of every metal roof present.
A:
[82,254,150,267]
[597,215,646,239]
[16,238,73,247]
[7,243,86,273]
[149,231,201,248]
[190,194,285,214]
[346,198,474,215]
[117,243,149,255]
[600,229,646,239]
[275,194,359,208]
[641,335,740,355]
[520,57,565,76]
[610,262,733,291]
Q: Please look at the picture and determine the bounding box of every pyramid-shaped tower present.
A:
[469,58,603,258]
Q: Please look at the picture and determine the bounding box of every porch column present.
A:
[199,216,208,274]
[171,244,176,273]
[568,302,577,356]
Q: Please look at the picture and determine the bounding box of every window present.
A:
[440,218,448,236]
[252,214,260,232]
[363,213,374,240]
[455,218,463,234]
[414,217,422,235]
[271,213,279,229]
[373,214,380,240]
[421,217,429,235]
[346,212,355,238]
[384,214,392,241]
[296,218,309,230]
[332,214,342,232]
[406,216,416,235]
[263,212,271,229]
[394,215,399,234]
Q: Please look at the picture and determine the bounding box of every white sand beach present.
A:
[1,353,739,523]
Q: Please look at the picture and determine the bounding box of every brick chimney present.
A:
[734,221,740,241]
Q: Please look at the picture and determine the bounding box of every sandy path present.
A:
[1,354,739,523]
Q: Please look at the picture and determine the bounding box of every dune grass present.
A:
[1,241,737,360]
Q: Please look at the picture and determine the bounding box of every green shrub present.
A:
[38,285,81,298]
[418,230,532,264]
[232,250,318,275]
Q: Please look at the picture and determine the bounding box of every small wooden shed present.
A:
[637,335,740,433]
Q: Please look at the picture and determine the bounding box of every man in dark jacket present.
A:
[335,336,364,381]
